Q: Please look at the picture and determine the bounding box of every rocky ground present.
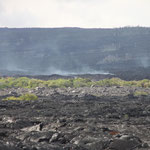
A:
[0,86,150,150]
[2,66,150,81]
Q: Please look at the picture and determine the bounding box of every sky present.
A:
[0,0,150,28]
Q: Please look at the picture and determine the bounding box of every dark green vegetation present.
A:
[1,77,150,89]
[0,27,150,75]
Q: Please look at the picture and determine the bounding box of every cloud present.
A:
[0,0,150,28]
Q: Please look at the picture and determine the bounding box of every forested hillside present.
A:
[0,27,150,75]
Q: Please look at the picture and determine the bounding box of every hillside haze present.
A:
[0,27,150,75]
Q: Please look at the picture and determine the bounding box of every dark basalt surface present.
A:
[0,86,150,150]
[2,67,150,81]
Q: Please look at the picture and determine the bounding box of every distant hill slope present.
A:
[0,27,150,75]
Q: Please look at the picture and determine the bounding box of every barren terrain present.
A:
[0,83,150,150]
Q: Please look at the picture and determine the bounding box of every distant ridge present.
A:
[0,27,150,75]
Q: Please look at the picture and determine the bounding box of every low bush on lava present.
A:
[0,77,92,88]
[133,91,149,97]
[3,93,38,101]
[1,77,150,89]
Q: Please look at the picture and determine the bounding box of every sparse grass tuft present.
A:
[3,93,38,101]
[134,91,149,97]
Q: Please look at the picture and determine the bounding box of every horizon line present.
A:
[0,25,150,29]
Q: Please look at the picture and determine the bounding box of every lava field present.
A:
[0,85,150,150]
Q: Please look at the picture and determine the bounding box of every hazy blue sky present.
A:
[0,0,150,28]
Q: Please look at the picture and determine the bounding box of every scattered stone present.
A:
[49,133,60,143]
[109,135,142,150]
[0,85,150,150]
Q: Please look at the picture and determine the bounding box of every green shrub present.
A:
[1,77,150,89]
[3,93,38,101]
[134,91,149,97]
[95,78,124,87]
[47,79,73,88]
[73,78,92,87]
